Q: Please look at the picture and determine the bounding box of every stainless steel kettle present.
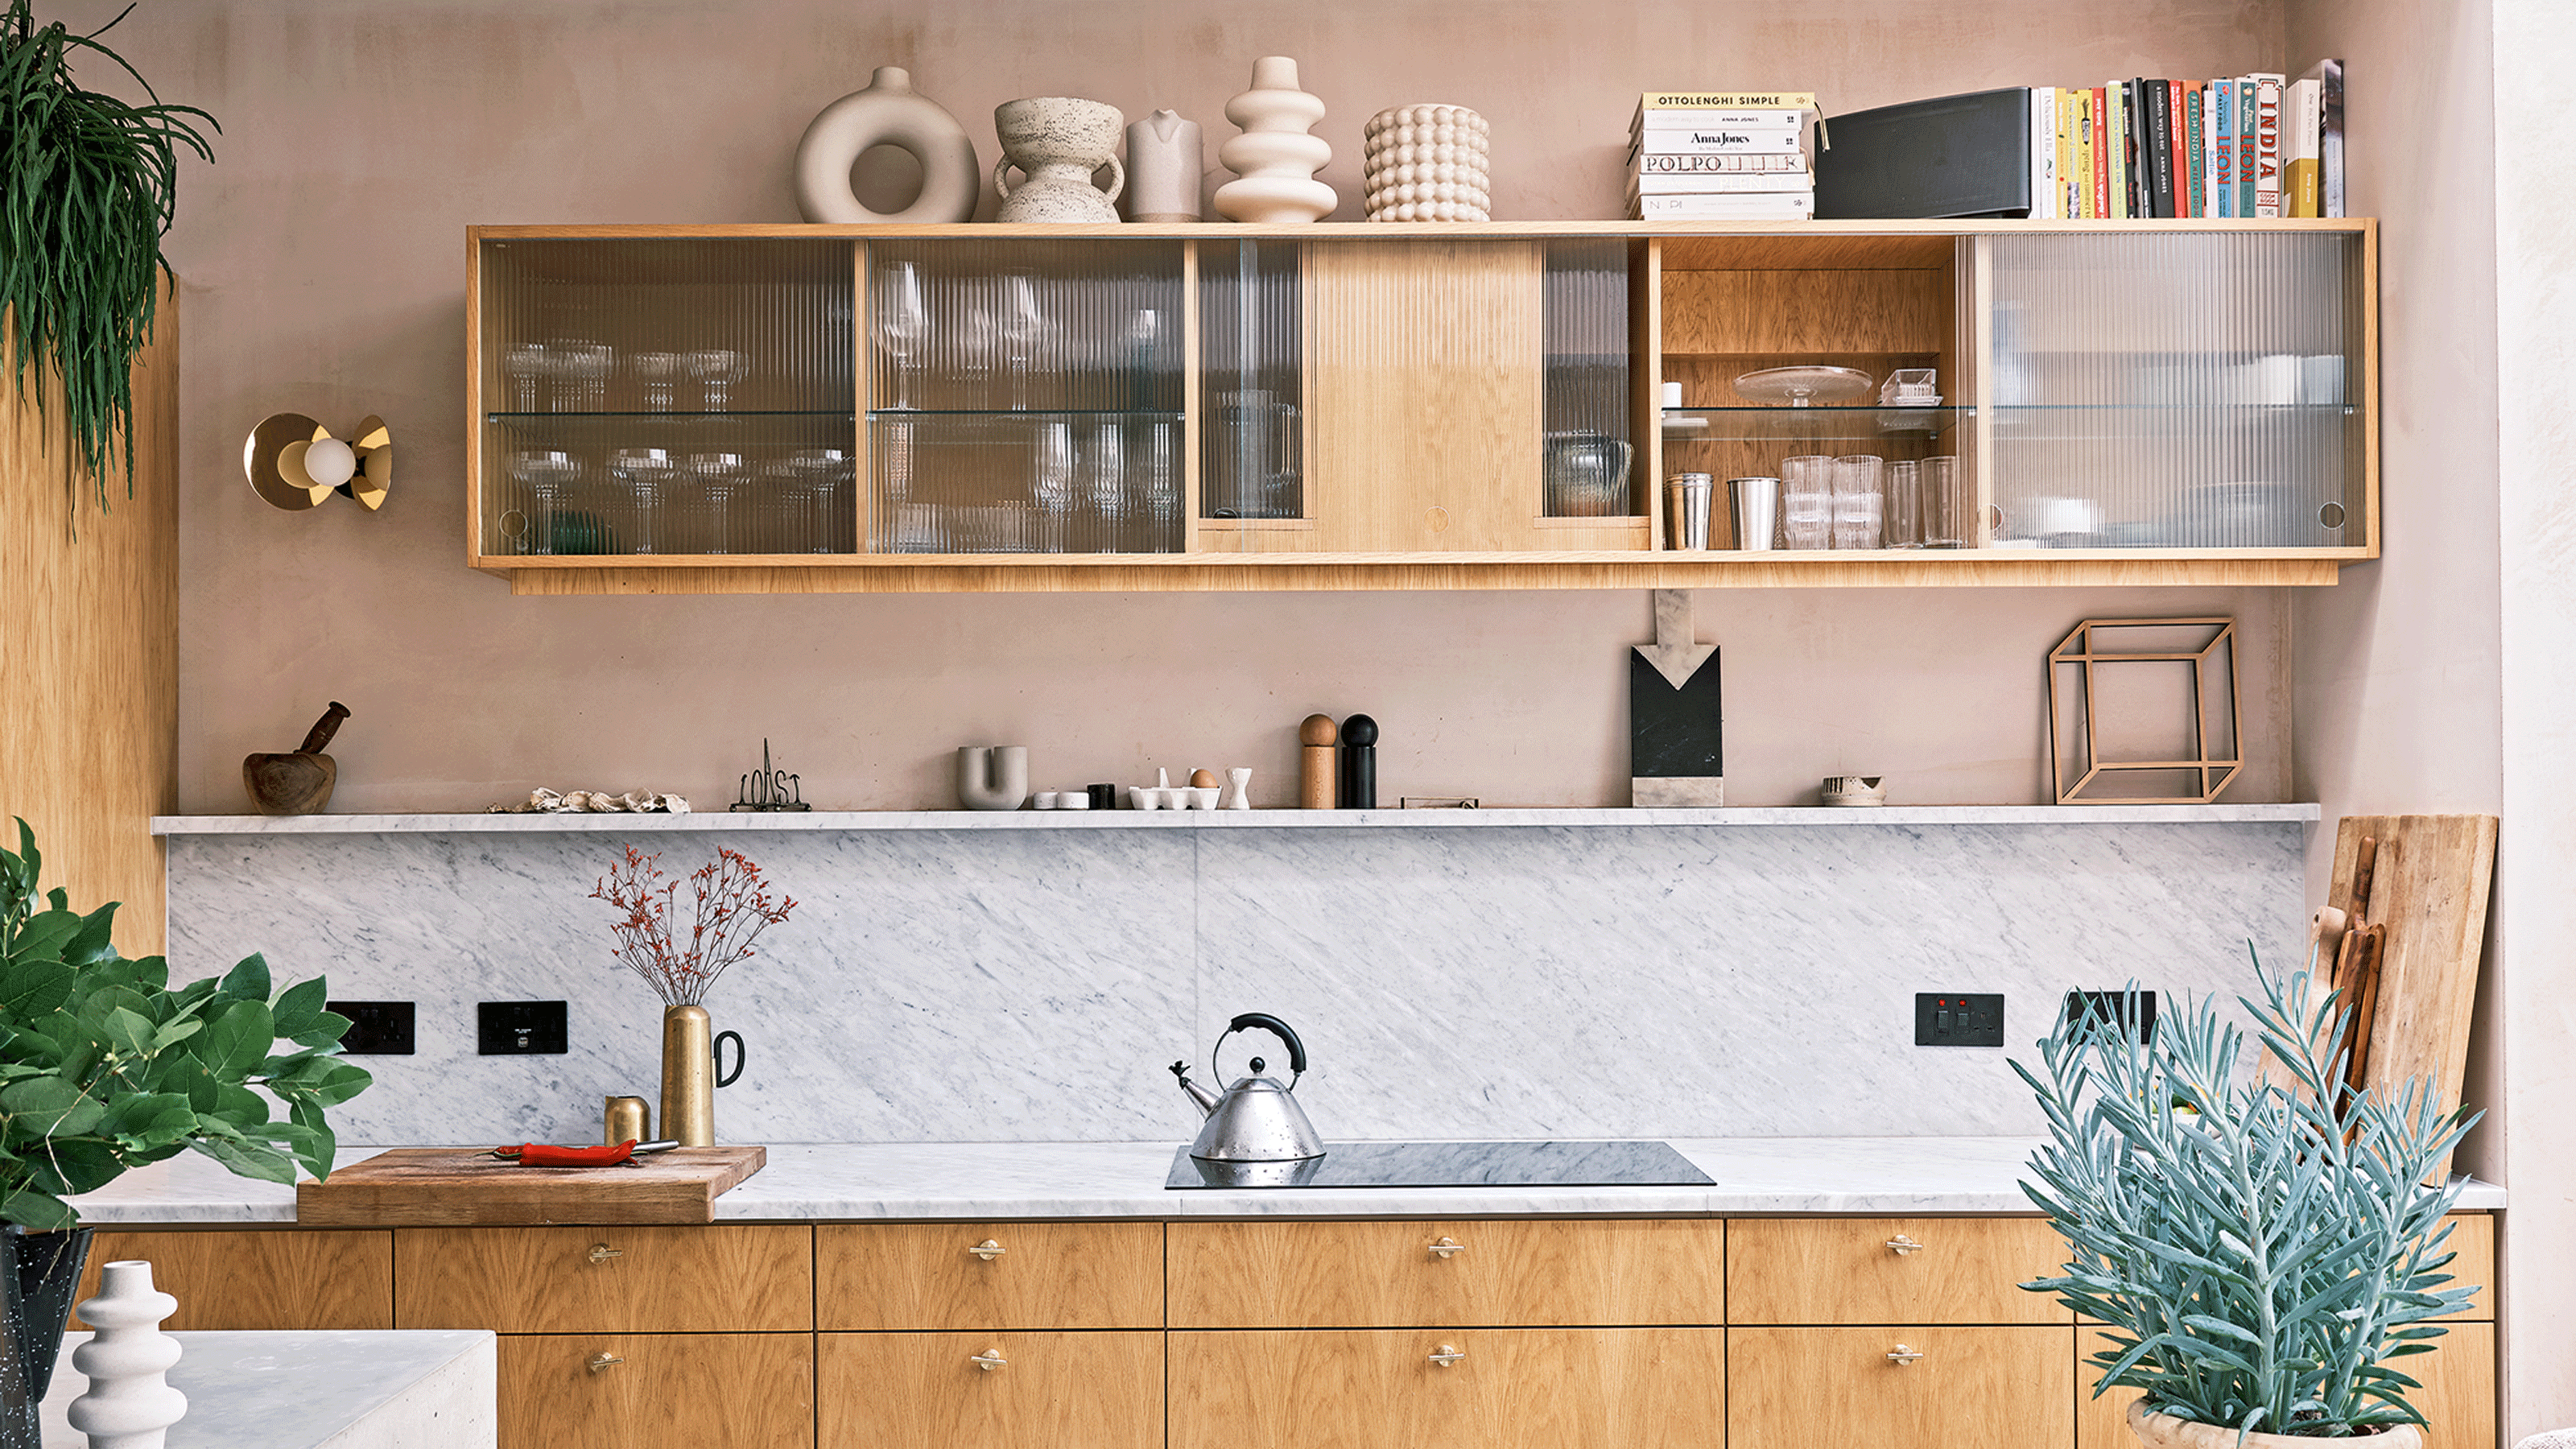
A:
[1170,1012,1327,1163]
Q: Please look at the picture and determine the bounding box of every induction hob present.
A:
[1164,1139,1714,1190]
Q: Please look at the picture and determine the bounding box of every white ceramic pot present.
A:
[1214,56,1335,223]
[793,67,980,224]
[2128,1401,2423,1449]
[993,97,1126,223]
[1125,109,1203,221]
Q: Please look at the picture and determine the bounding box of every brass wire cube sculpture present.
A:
[2046,617,2241,804]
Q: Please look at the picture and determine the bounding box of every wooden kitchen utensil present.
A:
[296,1145,766,1226]
[243,701,350,815]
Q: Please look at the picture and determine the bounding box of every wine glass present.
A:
[507,448,580,555]
[872,261,930,410]
[997,271,1050,410]
[688,452,746,554]
[1087,422,1127,554]
[632,352,681,411]
[609,447,674,555]
[684,349,747,411]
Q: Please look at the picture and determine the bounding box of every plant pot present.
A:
[0,1225,93,1448]
[2129,1400,2425,1447]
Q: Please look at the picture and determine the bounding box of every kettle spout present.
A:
[1170,1061,1222,1120]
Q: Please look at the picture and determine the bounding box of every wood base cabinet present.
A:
[1172,1328,1724,1449]
[78,1228,391,1331]
[2074,1323,2496,1449]
[1730,1325,2072,1449]
[498,1332,812,1449]
[820,1331,1162,1449]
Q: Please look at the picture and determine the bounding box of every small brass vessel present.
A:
[604,1095,650,1147]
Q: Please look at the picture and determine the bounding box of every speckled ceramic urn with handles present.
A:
[2126,1402,2422,1449]
[993,97,1126,223]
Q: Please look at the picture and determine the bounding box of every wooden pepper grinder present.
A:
[1340,714,1379,809]
[1299,714,1337,809]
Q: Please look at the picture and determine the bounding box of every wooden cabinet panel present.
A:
[1171,1327,1722,1449]
[76,1229,391,1331]
[2075,1324,2496,1449]
[1169,1219,1724,1328]
[1728,1216,2070,1325]
[2441,1214,2496,1320]
[817,1222,1162,1330]
[395,1224,811,1332]
[1303,240,1547,552]
[1731,1325,2070,1449]
[819,1331,1161,1449]
[499,1332,811,1449]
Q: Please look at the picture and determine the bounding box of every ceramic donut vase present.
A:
[1362,104,1492,222]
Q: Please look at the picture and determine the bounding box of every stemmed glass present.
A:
[1031,420,1075,551]
[684,349,747,411]
[997,271,1050,411]
[633,352,681,411]
[503,344,551,413]
[556,341,613,411]
[871,261,929,411]
[507,448,580,555]
[1087,422,1127,554]
[609,448,674,555]
[791,448,852,554]
[688,452,746,554]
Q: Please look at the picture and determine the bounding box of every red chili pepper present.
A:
[493,1140,637,1167]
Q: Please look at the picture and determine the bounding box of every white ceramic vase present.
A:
[1125,109,1204,221]
[793,66,980,224]
[956,746,1030,811]
[1362,104,1491,221]
[66,1261,186,1449]
[1222,768,1253,809]
[1214,57,1336,223]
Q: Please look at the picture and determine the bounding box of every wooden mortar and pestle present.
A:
[244,702,352,815]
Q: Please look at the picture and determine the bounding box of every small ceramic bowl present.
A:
[1055,791,1090,811]
[1033,791,1059,810]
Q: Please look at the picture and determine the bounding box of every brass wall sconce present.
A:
[244,414,392,510]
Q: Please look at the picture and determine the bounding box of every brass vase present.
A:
[660,1004,714,1147]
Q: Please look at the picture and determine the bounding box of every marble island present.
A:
[63,1138,2508,1223]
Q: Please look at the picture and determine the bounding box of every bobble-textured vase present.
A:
[65,1261,185,1449]
[1363,105,1492,221]
[1214,57,1336,223]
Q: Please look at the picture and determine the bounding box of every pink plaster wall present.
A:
[58,0,2307,815]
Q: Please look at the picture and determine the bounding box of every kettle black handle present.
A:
[1224,1013,1307,1076]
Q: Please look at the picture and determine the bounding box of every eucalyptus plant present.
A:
[1,0,213,518]
[2015,963,2475,1438]
[0,819,369,1231]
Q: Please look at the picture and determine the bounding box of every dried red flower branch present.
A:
[589,844,797,1006]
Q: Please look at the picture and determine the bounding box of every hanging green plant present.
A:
[0,1,213,519]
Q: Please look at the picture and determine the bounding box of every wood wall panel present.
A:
[0,289,179,950]
[1660,269,1948,355]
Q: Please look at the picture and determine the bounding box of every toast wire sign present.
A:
[591,846,798,1006]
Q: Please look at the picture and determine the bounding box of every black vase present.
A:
[0,1226,92,1448]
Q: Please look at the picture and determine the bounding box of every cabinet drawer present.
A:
[500,1332,811,1449]
[1730,1326,2070,1449]
[396,1225,811,1332]
[818,1222,1162,1330]
[2074,1323,2496,1449]
[820,1331,1161,1449]
[1728,1216,2070,1324]
[78,1229,391,1331]
[2442,1214,2495,1320]
[1172,1327,1722,1449]
[1168,1220,1724,1327]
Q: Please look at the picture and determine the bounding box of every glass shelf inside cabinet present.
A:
[1662,404,1971,441]
[489,410,856,422]
[865,408,1185,419]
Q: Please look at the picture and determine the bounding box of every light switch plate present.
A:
[329,1000,415,1055]
[1915,992,2004,1047]
[477,1001,568,1055]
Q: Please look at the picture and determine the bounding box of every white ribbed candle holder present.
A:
[1362,104,1491,221]
[65,1261,186,1449]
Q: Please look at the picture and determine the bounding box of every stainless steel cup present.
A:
[1666,473,1714,550]
[1727,477,1780,551]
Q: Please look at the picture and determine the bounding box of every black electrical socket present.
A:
[477,1001,568,1055]
[1915,993,2005,1046]
[328,1000,415,1055]
[2063,989,2158,1043]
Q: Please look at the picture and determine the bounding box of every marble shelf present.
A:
[39,1330,494,1449]
[153,803,2322,836]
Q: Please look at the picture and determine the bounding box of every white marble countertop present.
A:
[152,803,2321,835]
[61,1138,2502,1222]
[40,1330,493,1449]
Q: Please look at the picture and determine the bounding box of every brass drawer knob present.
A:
[970,1349,1009,1372]
[586,1352,624,1374]
[1884,1235,1926,1256]
[1428,1345,1467,1368]
[1887,1345,1926,1366]
[1427,1236,1468,1259]
[968,1240,1007,1261]
[588,1244,625,1265]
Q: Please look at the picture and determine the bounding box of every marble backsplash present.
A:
[163,819,2308,1146]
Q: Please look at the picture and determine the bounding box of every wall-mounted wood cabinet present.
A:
[465,219,2374,594]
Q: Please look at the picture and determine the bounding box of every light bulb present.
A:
[302,436,357,489]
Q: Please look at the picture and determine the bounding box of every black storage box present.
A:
[1814,88,2033,219]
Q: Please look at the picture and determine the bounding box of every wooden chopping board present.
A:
[296,1146,766,1226]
